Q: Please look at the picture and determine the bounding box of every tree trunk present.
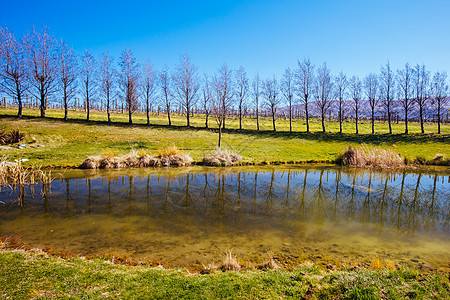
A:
[321,111,326,133]
[186,103,190,127]
[339,101,342,133]
[437,100,441,134]
[107,95,111,123]
[205,114,208,128]
[146,100,150,125]
[371,108,375,134]
[272,108,276,132]
[419,105,424,133]
[40,88,45,118]
[218,123,222,148]
[289,102,292,132]
[305,102,309,133]
[387,105,392,134]
[17,95,22,118]
[239,105,242,130]
[355,108,358,134]
[64,94,68,121]
[404,107,408,134]
[128,99,132,124]
[86,97,90,121]
[256,108,259,131]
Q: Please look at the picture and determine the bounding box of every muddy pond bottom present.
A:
[1,166,449,271]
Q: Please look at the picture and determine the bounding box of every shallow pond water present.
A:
[1,166,449,271]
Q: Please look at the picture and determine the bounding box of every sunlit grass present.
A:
[0,107,448,168]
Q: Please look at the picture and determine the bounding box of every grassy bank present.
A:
[0,108,449,168]
[1,249,449,299]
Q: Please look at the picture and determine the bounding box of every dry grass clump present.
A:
[0,128,26,145]
[200,263,219,275]
[338,144,404,169]
[202,148,241,166]
[258,253,280,271]
[79,147,192,169]
[220,250,241,271]
[157,146,181,157]
[0,157,52,187]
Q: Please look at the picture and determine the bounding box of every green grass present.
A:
[1,250,448,299]
[0,107,449,168]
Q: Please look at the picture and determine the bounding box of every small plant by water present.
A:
[202,148,241,166]
[338,144,405,169]
[0,128,26,145]
[80,147,193,169]
[220,250,241,271]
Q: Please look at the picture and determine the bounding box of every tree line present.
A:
[1,25,449,138]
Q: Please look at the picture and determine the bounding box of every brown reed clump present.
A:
[258,253,280,271]
[79,156,101,169]
[157,146,181,157]
[338,144,404,169]
[79,147,192,169]
[0,157,52,188]
[200,263,219,275]
[0,128,26,145]
[202,149,241,167]
[220,250,241,271]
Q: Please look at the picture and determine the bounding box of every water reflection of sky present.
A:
[1,168,449,236]
[1,167,449,269]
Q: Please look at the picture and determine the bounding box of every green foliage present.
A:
[0,250,448,299]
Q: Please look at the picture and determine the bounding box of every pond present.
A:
[1,166,449,271]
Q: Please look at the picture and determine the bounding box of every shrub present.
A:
[338,144,404,169]
[79,147,192,169]
[220,250,241,271]
[0,128,26,145]
[157,146,181,157]
[202,149,241,166]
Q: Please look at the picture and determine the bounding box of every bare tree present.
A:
[397,63,414,134]
[296,58,314,132]
[99,50,115,123]
[57,39,77,121]
[364,73,378,134]
[380,62,395,134]
[0,26,28,117]
[235,66,248,130]
[119,49,139,125]
[413,64,430,133]
[80,50,96,121]
[314,63,333,133]
[160,65,172,126]
[334,71,348,133]
[211,64,233,148]
[252,73,261,131]
[349,76,362,134]
[264,77,280,132]
[431,71,448,134]
[23,26,57,118]
[281,67,294,132]
[202,73,211,128]
[141,59,157,125]
[173,54,199,127]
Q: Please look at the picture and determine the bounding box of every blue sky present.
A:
[1,0,449,79]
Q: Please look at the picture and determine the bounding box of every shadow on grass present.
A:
[1,114,449,146]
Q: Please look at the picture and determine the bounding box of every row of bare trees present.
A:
[1,26,449,134]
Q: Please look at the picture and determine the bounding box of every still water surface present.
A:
[1,166,449,270]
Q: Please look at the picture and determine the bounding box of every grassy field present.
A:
[0,107,449,168]
[1,249,448,299]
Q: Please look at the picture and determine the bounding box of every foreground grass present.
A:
[1,250,448,299]
[0,108,449,168]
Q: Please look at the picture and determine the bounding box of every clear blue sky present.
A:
[2,0,449,79]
